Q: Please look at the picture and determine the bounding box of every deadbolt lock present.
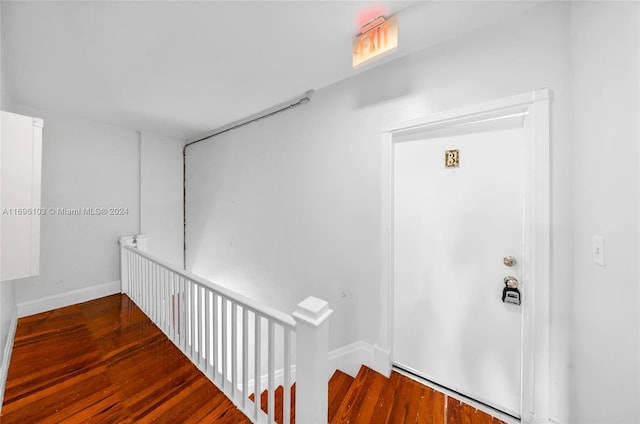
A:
[503,256,518,267]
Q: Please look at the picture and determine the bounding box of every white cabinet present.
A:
[1,111,43,281]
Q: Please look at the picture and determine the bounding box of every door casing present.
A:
[377,89,550,423]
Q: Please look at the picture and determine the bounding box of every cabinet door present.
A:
[1,111,43,281]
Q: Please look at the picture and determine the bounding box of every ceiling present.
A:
[1,1,537,141]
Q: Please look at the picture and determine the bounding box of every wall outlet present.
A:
[592,235,605,267]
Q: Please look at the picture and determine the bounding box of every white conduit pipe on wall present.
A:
[181,90,314,270]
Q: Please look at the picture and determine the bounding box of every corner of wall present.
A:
[328,340,389,378]
[0,309,18,412]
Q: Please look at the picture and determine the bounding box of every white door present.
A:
[393,116,525,417]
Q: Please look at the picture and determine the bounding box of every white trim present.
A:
[371,344,391,377]
[0,310,18,412]
[16,280,121,317]
[383,90,548,134]
[380,89,551,424]
[524,89,551,423]
[30,120,42,276]
[328,340,375,378]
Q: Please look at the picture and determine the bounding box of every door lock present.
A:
[502,276,521,305]
[504,276,518,288]
[503,256,518,267]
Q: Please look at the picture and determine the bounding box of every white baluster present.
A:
[268,320,275,422]
[205,288,211,375]
[145,259,150,312]
[170,272,176,340]
[222,297,228,391]
[213,292,219,384]
[143,258,147,311]
[152,263,157,323]
[162,268,167,332]
[190,281,196,360]
[127,251,132,299]
[232,302,238,401]
[283,328,291,424]
[242,307,249,411]
[181,277,186,352]
[197,286,203,368]
[254,313,261,421]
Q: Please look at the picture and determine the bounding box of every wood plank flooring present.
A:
[1,294,250,423]
[329,366,507,424]
[251,366,508,424]
[2,294,511,424]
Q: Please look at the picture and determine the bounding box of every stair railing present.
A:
[119,236,332,424]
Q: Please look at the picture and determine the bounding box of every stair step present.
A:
[330,365,507,424]
[328,370,355,422]
[369,372,403,424]
[248,369,354,424]
[331,366,389,423]
[250,366,508,423]
[387,372,445,423]
[447,396,507,424]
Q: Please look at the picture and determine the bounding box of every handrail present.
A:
[119,236,331,424]
[123,244,296,329]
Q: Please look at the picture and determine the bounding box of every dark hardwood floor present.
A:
[2,294,510,424]
[1,294,250,423]
[252,367,508,424]
[251,366,508,424]
[328,366,507,424]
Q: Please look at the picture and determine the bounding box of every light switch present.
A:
[592,235,605,266]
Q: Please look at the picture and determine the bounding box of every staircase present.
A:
[252,366,508,424]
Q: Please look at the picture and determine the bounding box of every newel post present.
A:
[293,296,333,424]
[118,234,148,294]
[118,236,135,294]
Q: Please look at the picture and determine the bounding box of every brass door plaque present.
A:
[445,149,459,168]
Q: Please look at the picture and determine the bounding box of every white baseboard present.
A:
[372,344,392,377]
[328,340,379,378]
[0,310,18,412]
[16,280,121,317]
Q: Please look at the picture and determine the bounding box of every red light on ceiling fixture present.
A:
[360,16,387,34]
[357,6,387,29]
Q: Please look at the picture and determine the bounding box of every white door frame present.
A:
[376,89,550,424]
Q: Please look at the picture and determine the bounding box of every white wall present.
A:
[13,107,139,313]
[0,0,18,395]
[0,0,13,112]
[186,2,573,421]
[571,2,640,423]
[140,132,184,267]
